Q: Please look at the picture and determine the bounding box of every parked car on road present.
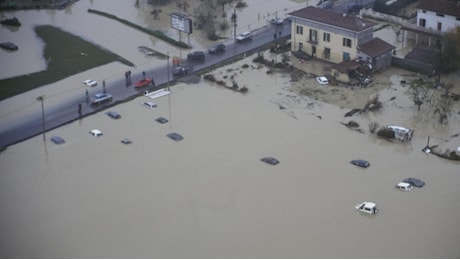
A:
[350,159,370,168]
[172,66,189,77]
[90,93,112,105]
[403,178,425,188]
[187,51,205,61]
[208,43,226,54]
[261,156,279,165]
[83,79,97,87]
[236,31,253,42]
[269,18,284,25]
[135,77,154,88]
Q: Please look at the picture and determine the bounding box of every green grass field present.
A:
[0,25,133,101]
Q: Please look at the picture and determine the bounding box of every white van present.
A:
[355,202,378,215]
[395,182,413,191]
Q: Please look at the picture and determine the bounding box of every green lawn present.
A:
[0,25,134,101]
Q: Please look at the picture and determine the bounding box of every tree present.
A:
[436,27,460,73]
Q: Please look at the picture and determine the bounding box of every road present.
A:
[0,0,373,148]
[0,22,292,148]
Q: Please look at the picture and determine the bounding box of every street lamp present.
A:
[36,95,45,142]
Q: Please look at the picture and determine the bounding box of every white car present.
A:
[396,182,413,191]
[83,79,97,87]
[316,76,329,85]
[269,18,284,25]
[236,31,253,42]
[355,201,378,215]
[89,129,103,137]
[142,101,157,109]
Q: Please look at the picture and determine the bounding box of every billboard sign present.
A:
[171,13,192,34]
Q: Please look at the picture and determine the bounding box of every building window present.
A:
[343,37,352,48]
[343,52,350,61]
[324,48,331,59]
[309,29,317,43]
[437,22,442,31]
[296,25,303,35]
[419,18,426,27]
[323,32,330,42]
[436,13,444,17]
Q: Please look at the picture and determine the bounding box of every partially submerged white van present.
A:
[355,202,378,215]
[395,182,413,191]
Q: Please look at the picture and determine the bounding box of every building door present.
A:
[312,46,316,57]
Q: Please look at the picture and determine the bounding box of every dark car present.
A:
[208,43,226,54]
[261,156,279,165]
[172,66,188,77]
[50,136,65,144]
[167,132,184,141]
[187,51,205,61]
[350,159,370,168]
[106,111,121,119]
[156,117,169,124]
[403,178,425,188]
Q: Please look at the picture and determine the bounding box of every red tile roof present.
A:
[288,6,376,32]
[358,37,395,57]
[418,0,460,18]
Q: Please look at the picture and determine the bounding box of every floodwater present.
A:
[0,0,308,79]
[1,0,460,258]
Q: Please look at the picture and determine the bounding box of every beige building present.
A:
[288,6,377,64]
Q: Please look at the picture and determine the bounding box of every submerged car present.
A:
[167,132,184,141]
[90,93,112,105]
[50,136,65,144]
[143,101,157,109]
[83,79,97,87]
[89,129,103,137]
[208,43,226,54]
[395,182,413,191]
[106,111,121,119]
[156,117,169,124]
[316,76,329,85]
[350,159,370,168]
[121,138,132,144]
[402,178,425,188]
[261,157,279,165]
[355,201,378,215]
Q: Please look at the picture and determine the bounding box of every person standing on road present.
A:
[85,89,89,104]
[102,80,106,93]
[78,103,82,115]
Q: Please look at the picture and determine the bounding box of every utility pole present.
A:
[36,95,45,142]
[232,8,237,41]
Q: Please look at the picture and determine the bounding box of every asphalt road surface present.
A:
[0,22,291,147]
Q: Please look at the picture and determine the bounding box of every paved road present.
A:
[0,22,291,147]
[0,0,372,147]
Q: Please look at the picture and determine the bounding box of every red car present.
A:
[135,78,154,88]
